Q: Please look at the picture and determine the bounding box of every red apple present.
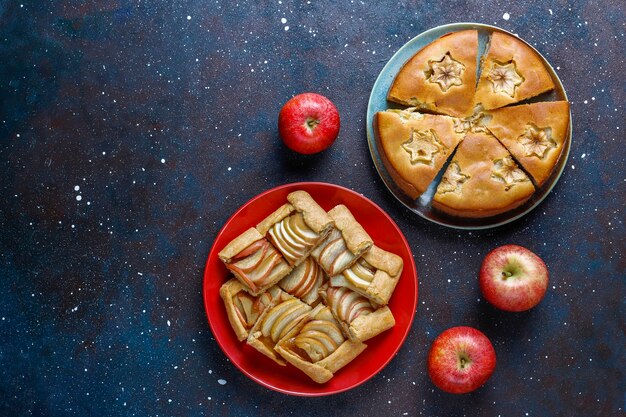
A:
[479,244,549,312]
[278,93,340,154]
[427,326,496,394]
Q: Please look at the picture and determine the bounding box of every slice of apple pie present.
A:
[319,283,395,342]
[330,245,404,306]
[484,101,570,187]
[432,132,536,218]
[474,31,555,110]
[374,108,465,199]
[247,296,313,365]
[256,190,334,267]
[219,278,284,341]
[218,227,292,296]
[310,205,373,277]
[388,30,478,118]
[275,305,367,383]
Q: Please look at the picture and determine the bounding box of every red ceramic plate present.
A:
[203,182,418,396]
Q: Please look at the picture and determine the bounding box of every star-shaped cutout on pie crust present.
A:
[402,129,441,165]
[519,125,556,158]
[487,61,524,97]
[492,156,528,187]
[427,53,465,92]
[439,162,469,194]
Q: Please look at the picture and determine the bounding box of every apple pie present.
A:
[310,204,373,276]
[484,101,570,187]
[388,29,478,118]
[376,28,569,219]
[256,190,333,267]
[329,245,404,306]
[432,132,535,218]
[319,283,395,342]
[275,305,367,383]
[375,108,465,199]
[474,31,555,110]
[218,227,292,296]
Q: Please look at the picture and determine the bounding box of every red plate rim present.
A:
[203,181,418,396]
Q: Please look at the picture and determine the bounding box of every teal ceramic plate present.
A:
[366,23,572,230]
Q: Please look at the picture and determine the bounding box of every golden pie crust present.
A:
[432,132,536,218]
[256,190,333,267]
[275,305,367,383]
[474,31,555,110]
[374,109,465,199]
[310,204,373,276]
[485,101,570,186]
[218,227,292,296]
[330,245,404,306]
[388,29,478,118]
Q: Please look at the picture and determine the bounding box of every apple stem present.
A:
[306,117,320,129]
[501,271,512,280]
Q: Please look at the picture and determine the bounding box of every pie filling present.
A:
[402,129,443,166]
[227,238,284,292]
[290,318,345,363]
[342,258,376,291]
[268,212,319,265]
[325,286,374,324]
[279,257,324,300]
[260,299,311,343]
[312,228,357,276]
[232,290,277,328]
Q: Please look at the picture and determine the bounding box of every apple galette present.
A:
[275,305,367,383]
[218,190,405,383]
[377,28,569,219]
[218,227,292,296]
[330,245,404,306]
[319,283,395,342]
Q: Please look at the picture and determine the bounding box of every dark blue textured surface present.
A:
[1,1,624,416]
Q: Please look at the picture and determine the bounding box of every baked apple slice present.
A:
[219,279,284,341]
[310,205,373,276]
[330,245,403,305]
[278,256,327,305]
[218,228,292,296]
[247,296,312,365]
[275,305,367,383]
[256,191,333,267]
[319,283,395,342]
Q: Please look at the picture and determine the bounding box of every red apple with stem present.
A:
[427,326,496,394]
[479,244,549,312]
[278,93,340,154]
